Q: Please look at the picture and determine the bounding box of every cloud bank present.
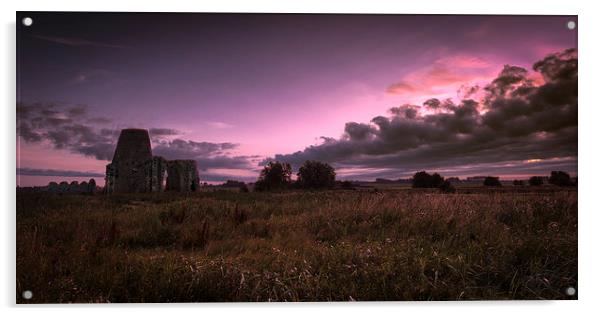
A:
[265,49,577,178]
[17,168,105,178]
[16,103,257,174]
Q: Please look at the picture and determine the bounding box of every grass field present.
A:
[16,187,577,302]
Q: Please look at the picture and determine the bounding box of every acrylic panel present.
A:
[16,12,578,303]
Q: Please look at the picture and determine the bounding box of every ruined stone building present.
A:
[166,160,200,192]
[105,129,200,193]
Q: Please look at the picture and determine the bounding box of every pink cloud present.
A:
[386,81,416,94]
[532,44,577,61]
[386,54,499,104]
[422,65,470,86]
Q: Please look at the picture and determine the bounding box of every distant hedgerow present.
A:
[483,176,502,187]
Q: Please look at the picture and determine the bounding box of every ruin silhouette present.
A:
[105,128,199,193]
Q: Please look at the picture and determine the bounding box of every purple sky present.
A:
[16,13,577,186]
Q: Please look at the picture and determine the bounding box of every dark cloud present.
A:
[484,65,532,103]
[199,171,258,183]
[17,122,42,142]
[17,168,104,177]
[153,139,237,158]
[148,128,182,139]
[153,139,257,171]
[33,35,126,48]
[423,98,441,109]
[87,117,112,124]
[196,156,259,171]
[17,103,257,172]
[344,122,375,141]
[265,49,577,178]
[533,48,578,82]
[389,104,420,119]
[16,103,116,160]
[149,128,181,136]
[67,105,88,117]
[457,84,480,99]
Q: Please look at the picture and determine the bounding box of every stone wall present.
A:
[105,156,167,193]
[142,156,167,192]
[166,160,200,192]
[105,163,116,193]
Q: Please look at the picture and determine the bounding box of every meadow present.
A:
[16,186,577,302]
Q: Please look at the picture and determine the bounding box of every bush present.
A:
[297,160,336,189]
[549,171,572,186]
[483,176,502,187]
[439,180,456,193]
[529,176,544,186]
[412,171,444,188]
[340,180,355,190]
[222,180,246,188]
[254,161,292,191]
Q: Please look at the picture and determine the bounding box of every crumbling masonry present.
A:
[105,129,199,193]
[166,160,200,192]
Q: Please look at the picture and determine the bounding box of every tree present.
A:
[549,171,572,186]
[513,180,524,186]
[529,176,544,186]
[430,173,445,188]
[254,161,292,191]
[87,178,97,194]
[483,176,502,186]
[412,171,445,188]
[297,160,336,189]
[412,171,431,188]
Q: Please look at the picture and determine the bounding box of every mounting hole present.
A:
[22,17,33,27]
[567,21,576,30]
[22,290,33,299]
[565,286,576,296]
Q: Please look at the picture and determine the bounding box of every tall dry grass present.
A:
[16,189,577,302]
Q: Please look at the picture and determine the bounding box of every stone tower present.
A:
[112,129,152,164]
[105,129,159,193]
[166,160,200,192]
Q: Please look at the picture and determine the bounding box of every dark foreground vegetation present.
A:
[17,187,577,302]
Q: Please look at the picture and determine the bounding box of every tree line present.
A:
[251,160,575,192]
[411,170,575,191]
[254,160,336,191]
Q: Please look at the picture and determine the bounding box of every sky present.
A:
[16,12,578,186]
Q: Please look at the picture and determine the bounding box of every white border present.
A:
[2,1,601,315]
